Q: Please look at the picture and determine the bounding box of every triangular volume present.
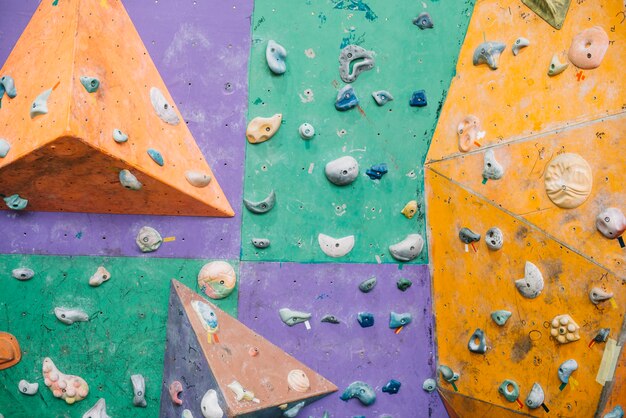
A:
[439,389,532,418]
[0,0,233,217]
[161,280,337,417]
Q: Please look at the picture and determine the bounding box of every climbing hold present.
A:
[112,129,128,143]
[119,169,142,190]
[483,149,504,180]
[298,123,315,140]
[458,227,480,244]
[79,76,100,93]
[190,305,219,345]
[147,148,164,166]
[149,87,180,125]
[467,328,487,354]
[83,399,110,418]
[252,238,270,248]
[321,315,340,324]
[198,261,237,300]
[389,312,412,329]
[182,410,194,418]
[522,0,570,29]
[135,226,162,253]
[589,287,614,305]
[325,155,359,186]
[422,378,436,393]
[54,307,89,325]
[357,312,375,328]
[338,45,375,83]
[227,380,258,402]
[604,406,624,418]
[340,381,376,406]
[568,26,609,70]
[201,389,224,418]
[382,379,401,394]
[287,369,310,393]
[548,54,569,76]
[266,40,287,75]
[0,332,21,370]
[596,208,626,239]
[550,314,581,344]
[0,139,10,157]
[4,194,28,210]
[457,115,484,152]
[397,278,412,291]
[359,277,377,293]
[12,268,34,281]
[243,190,276,214]
[284,401,305,418]
[558,359,578,384]
[409,90,427,107]
[525,383,545,409]
[485,227,504,251]
[279,308,311,326]
[169,381,183,405]
[491,310,512,326]
[389,234,425,262]
[335,85,359,111]
[438,365,459,383]
[18,380,38,396]
[42,357,89,404]
[318,233,355,258]
[246,114,282,144]
[30,88,52,118]
[401,200,418,219]
[185,171,212,188]
[594,328,610,343]
[515,261,544,299]
[544,153,592,209]
[131,374,146,407]
[498,379,520,402]
[413,12,433,29]
[248,347,259,357]
[89,266,110,287]
[473,41,506,70]
[372,90,394,106]
[511,37,529,55]
[0,76,17,98]
[365,163,388,180]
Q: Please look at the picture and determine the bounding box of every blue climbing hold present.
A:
[340,381,376,406]
[357,312,374,328]
[389,312,412,328]
[4,194,28,210]
[410,90,427,107]
[382,379,401,394]
[147,148,164,166]
[335,85,359,111]
[365,163,388,180]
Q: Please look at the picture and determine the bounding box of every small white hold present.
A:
[227,380,258,403]
[18,380,39,395]
[482,149,504,180]
[318,233,355,258]
[389,234,424,262]
[512,37,529,55]
[201,389,224,418]
[298,123,315,140]
[182,410,194,418]
[325,156,359,186]
[185,171,212,188]
[89,266,110,287]
[30,88,52,118]
[12,268,34,281]
[485,227,504,251]
[131,374,147,407]
[150,87,180,125]
[82,398,110,418]
[515,261,544,299]
[589,287,614,305]
[54,307,89,325]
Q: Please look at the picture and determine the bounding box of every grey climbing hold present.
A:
[340,381,376,406]
[131,374,147,407]
[525,383,545,409]
[251,238,270,248]
[485,227,504,251]
[558,359,578,384]
[468,328,487,354]
[12,268,34,281]
[119,169,142,190]
[473,41,506,70]
[382,379,401,394]
[4,194,28,210]
[185,171,212,188]
[147,148,164,166]
[594,328,610,343]
[325,156,359,186]
[604,406,624,418]
[548,54,568,76]
[243,190,276,214]
[372,90,394,106]
[389,312,412,328]
[422,378,436,393]
[0,76,17,98]
[279,308,311,326]
[499,379,520,402]
[335,85,359,111]
[321,315,340,324]
[483,149,504,180]
[283,401,305,418]
[0,139,10,157]
[515,261,544,299]
[80,76,100,93]
[357,312,374,328]
[397,278,412,291]
[82,398,110,418]
[338,44,375,83]
[491,310,512,326]
[112,129,128,143]
[18,380,38,396]
[358,277,377,293]
[30,88,52,118]
[266,40,287,75]
[136,226,162,253]
[459,227,480,244]
[389,234,424,262]
[589,287,614,305]
[512,37,530,55]
[438,365,459,382]
[298,123,315,140]
[54,307,89,325]
[150,87,180,125]
[413,12,434,29]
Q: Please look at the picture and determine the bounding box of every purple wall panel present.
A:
[238,261,446,418]
[0,0,251,259]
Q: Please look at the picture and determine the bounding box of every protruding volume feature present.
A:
[266,40,287,75]
[340,381,376,406]
[548,54,569,76]
[485,227,504,251]
[131,374,147,407]
[149,87,180,125]
[335,85,359,111]
[568,26,609,70]
[372,90,393,106]
[136,226,162,253]
[243,190,276,214]
[544,153,592,209]
[413,12,433,29]
[457,115,484,152]
[185,171,212,188]
[325,156,359,186]
[4,194,28,210]
[515,261,544,299]
[42,357,89,404]
[589,287,614,305]
[482,149,504,180]
[79,76,100,93]
[491,310,512,326]
[279,308,311,326]
[30,88,52,118]
[54,308,89,325]
[498,379,519,402]
[389,234,424,262]
[89,266,110,287]
[246,114,283,144]
[473,42,506,70]
[512,37,529,55]
[525,383,545,409]
[550,314,580,344]
[82,398,110,418]
[467,328,487,354]
[119,169,142,191]
[596,208,626,239]
[338,45,375,83]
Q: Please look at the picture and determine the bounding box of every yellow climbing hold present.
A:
[401,200,418,219]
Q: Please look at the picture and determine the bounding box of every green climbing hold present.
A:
[498,379,520,402]
[491,310,512,326]
[4,194,28,210]
[80,76,100,93]
[397,278,412,291]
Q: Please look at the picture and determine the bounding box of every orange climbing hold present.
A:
[0,331,21,370]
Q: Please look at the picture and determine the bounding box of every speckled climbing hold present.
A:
[365,163,388,180]
[397,278,412,291]
[339,44,375,83]
[112,129,128,143]
[131,374,146,407]
[201,389,223,418]
[4,194,28,210]
[525,383,545,409]
[459,228,480,244]
[147,148,164,166]
[340,381,376,406]
[279,308,311,326]
[243,190,276,214]
[79,76,100,93]
[438,365,459,383]
[83,398,110,418]
[596,208,626,239]
[252,238,270,248]
[548,54,569,76]
[550,314,580,344]
[422,378,436,393]
[42,357,89,404]
[54,307,89,325]
[372,90,393,106]
[604,406,624,418]
[150,87,180,125]
[169,381,183,405]
[227,380,258,403]
[198,261,236,300]
[266,40,287,75]
[568,26,609,70]
[413,12,433,29]
[589,287,614,305]
[325,155,359,186]
[284,401,305,418]
[473,41,505,70]
[89,266,110,287]
[321,315,340,324]
[594,328,610,343]
[382,379,401,394]
[30,88,51,118]
[335,85,359,111]
[357,312,374,328]
[468,328,487,354]
[544,153,592,209]
[498,379,519,402]
[558,359,578,384]
[185,171,212,188]
[457,115,484,152]
[298,123,315,140]
[512,37,529,55]
[389,234,424,262]
[485,227,504,251]
[119,169,142,190]
[515,261,544,299]
[18,380,38,396]
[359,277,377,293]
[12,268,34,281]
[491,310,512,326]
[246,114,282,144]
[0,139,10,158]
[401,200,417,219]
[483,149,504,180]
[409,90,427,107]
[318,233,355,258]
[135,226,162,253]
[389,312,412,329]
[0,76,17,98]
[287,370,310,393]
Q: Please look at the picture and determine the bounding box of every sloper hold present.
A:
[389,312,412,328]
[389,234,425,261]
[266,40,287,75]
[131,374,147,407]
[472,41,505,70]
[149,87,180,125]
[18,380,38,396]
[246,114,283,144]
[514,261,544,298]
[558,359,578,383]
[200,389,223,418]
[525,382,544,409]
[243,190,276,214]
[325,156,359,186]
[318,233,355,258]
[358,277,377,293]
[338,45,375,83]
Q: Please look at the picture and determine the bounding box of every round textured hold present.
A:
[198,261,237,300]
[544,153,592,209]
[298,123,315,140]
[568,26,609,70]
[287,369,310,393]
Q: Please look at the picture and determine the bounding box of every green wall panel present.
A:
[0,255,238,418]
[242,0,474,264]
